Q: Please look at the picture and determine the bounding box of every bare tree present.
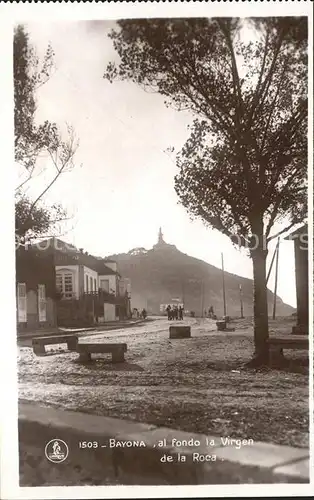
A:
[14,24,80,245]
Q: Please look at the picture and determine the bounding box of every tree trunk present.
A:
[246,221,269,367]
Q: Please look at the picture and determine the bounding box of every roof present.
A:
[35,238,119,276]
[16,247,56,297]
[284,224,308,240]
[98,263,118,276]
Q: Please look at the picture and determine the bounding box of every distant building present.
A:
[160,299,184,314]
[36,239,119,299]
[285,225,308,335]
[31,238,131,325]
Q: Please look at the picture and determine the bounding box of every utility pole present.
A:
[221,253,227,317]
[272,238,280,320]
[92,294,95,324]
[181,279,185,309]
[201,280,205,317]
[266,240,279,285]
[239,284,244,319]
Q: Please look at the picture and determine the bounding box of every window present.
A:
[64,274,73,298]
[56,272,74,299]
[100,279,109,292]
[17,282,27,322]
[38,284,46,322]
[90,276,93,293]
[85,275,88,293]
[56,275,62,293]
[94,278,97,292]
[38,284,46,300]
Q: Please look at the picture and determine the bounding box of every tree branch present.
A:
[260,57,289,153]
[264,166,301,237]
[267,222,298,243]
[218,20,243,121]
[247,27,285,128]
[248,28,269,122]
[26,128,78,221]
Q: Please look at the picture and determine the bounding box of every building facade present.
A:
[33,238,131,326]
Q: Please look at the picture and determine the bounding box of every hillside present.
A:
[108,235,294,317]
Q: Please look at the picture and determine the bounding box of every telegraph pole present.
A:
[221,253,227,317]
[266,240,279,285]
[181,279,185,309]
[239,284,244,319]
[201,280,205,317]
[272,238,280,319]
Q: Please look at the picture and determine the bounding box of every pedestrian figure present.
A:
[209,305,214,318]
[174,306,178,320]
[166,304,171,320]
[142,308,147,320]
[179,306,183,320]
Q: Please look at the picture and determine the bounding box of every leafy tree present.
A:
[104,17,307,365]
[14,24,59,173]
[14,24,79,244]
[15,196,67,247]
[128,247,148,255]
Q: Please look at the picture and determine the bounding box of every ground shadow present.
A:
[267,356,309,374]
[206,356,309,375]
[72,358,144,372]
[31,349,70,357]
[18,340,33,348]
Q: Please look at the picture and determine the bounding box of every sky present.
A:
[20,20,299,307]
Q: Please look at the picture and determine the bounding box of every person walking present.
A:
[179,305,183,320]
[169,307,173,320]
[166,304,171,320]
[174,306,178,321]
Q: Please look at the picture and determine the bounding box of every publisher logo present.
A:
[45,439,69,463]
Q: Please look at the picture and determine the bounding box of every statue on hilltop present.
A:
[158,227,165,245]
[153,227,176,250]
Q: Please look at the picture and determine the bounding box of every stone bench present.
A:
[169,326,191,339]
[268,336,308,363]
[76,343,127,363]
[216,321,226,331]
[32,335,78,356]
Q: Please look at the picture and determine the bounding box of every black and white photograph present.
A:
[0,1,313,498]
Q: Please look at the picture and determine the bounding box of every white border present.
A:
[0,1,313,499]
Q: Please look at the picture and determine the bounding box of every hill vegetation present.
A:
[109,240,294,317]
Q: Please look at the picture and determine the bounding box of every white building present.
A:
[36,238,130,322]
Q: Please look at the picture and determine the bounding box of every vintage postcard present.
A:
[0,1,313,499]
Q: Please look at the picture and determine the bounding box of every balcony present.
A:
[57,291,77,300]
